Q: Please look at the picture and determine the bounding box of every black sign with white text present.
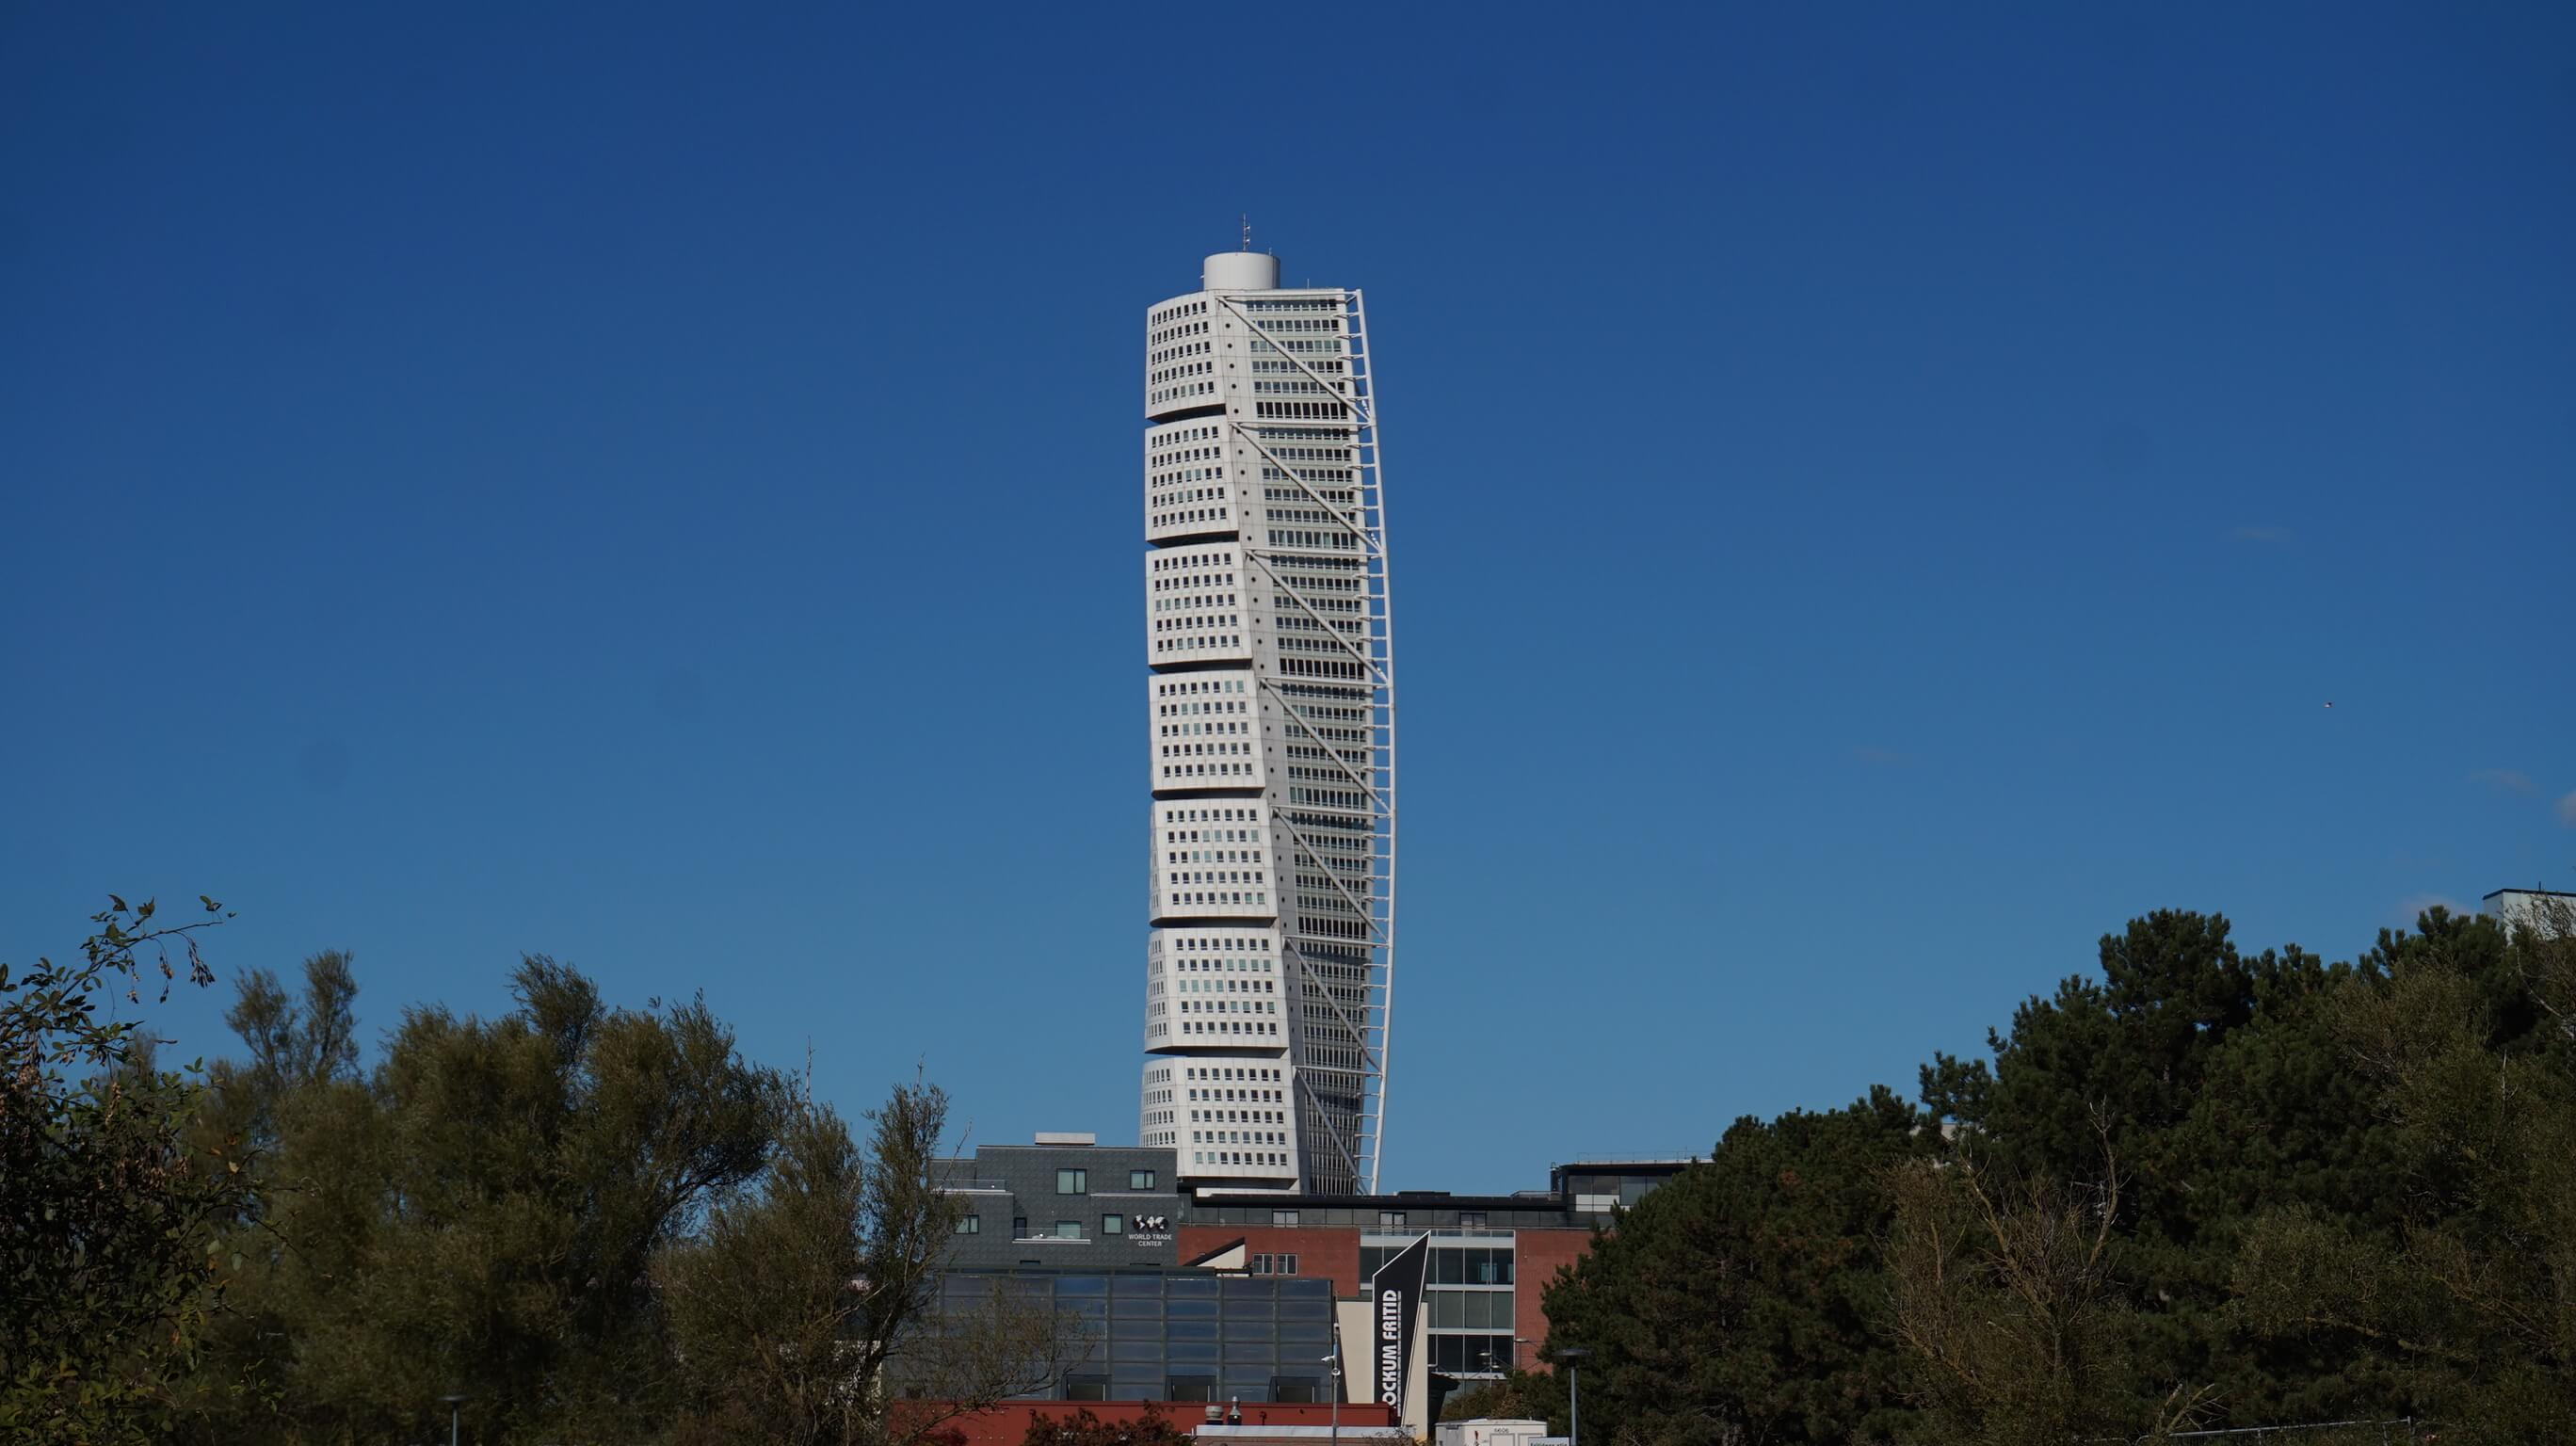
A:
[1368,1234,1430,1413]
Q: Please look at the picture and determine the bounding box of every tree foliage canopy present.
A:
[1538,1088,1931,1444]
[1528,904,2575,1446]
[156,950,1076,1446]
[1,895,249,1445]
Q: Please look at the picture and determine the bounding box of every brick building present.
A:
[1173,1160,1692,1377]
[940,1138,1695,1389]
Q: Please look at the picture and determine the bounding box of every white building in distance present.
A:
[1136,248,1396,1197]
[2483,887,2576,940]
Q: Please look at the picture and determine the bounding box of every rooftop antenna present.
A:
[1241,214,1252,251]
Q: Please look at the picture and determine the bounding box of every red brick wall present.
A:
[1174,1221,1606,1371]
[1508,1228,1596,1366]
[1175,1224,1362,1297]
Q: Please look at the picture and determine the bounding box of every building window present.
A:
[955,1214,980,1234]
[1431,1246,1515,1286]
[1250,1252,1299,1276]
[1131,1168,1157,1190]
[1459,1212,1487,1229]
[1167,1376,1217,1403]
[1430,1335,1518,1375]
[1066,1375,1112,1402]
[1013,1216,1028,1237]
[1057,1168,1088,1195]
[1102,1213,1125,1236]
[1378,1211,1408,1228]
[1054,1220,1082,1240]
[1272,1377,1325,1404]
[1272,1209,1299,1226]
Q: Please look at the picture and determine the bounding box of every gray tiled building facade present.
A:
[935,1137,1186,1271]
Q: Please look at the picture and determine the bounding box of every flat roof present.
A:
[1197,1192,1569,1212]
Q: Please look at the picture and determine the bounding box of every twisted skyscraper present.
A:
[1136,249,1396,1196]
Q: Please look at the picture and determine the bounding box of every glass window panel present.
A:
[1167,1320,1217,1342]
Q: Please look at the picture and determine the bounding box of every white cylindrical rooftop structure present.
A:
[1200,251,1280,292]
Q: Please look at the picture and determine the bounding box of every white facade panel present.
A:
[1146,673,1266,790]
[1146,416,1239,544]
[1143,541,1254,667]
[1149,796,1277,920]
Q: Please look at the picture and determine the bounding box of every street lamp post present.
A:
[438,1393,468,1446]
[1554,1349,1589,1446]
[1324,1326,1344,1446]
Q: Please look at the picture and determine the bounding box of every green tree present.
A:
[1916,911,2412,1424]
[2233,902,2576,1440]
[1017,1406,1195,1446]
[1438,1372,1552,1423]
[660,1079,1087,1446]
[1,894,252,1445]
[1538,1088,1930,1445]
[183,954,787,1444]
[1884,1133,2214,1444]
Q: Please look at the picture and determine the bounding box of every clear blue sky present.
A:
[6,4,2569,1192]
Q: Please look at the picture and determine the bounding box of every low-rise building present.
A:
[1177,1160,1699,1378]
[934,1135,1699,1439]
[2484,886,2576,939]
[936,1133,1186,1270]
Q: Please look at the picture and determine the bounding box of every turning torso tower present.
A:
[1135,249,1396,1197]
